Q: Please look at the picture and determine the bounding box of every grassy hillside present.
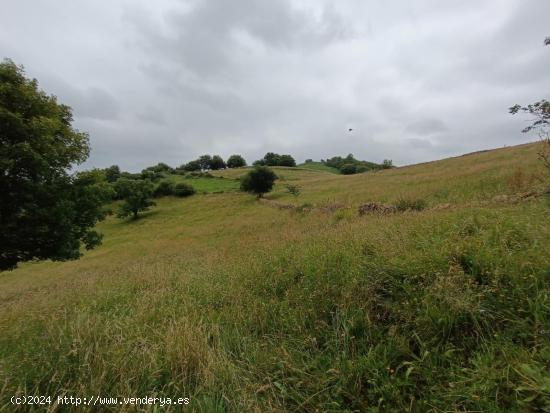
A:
[1,142,549,412]
[297,161,341,174]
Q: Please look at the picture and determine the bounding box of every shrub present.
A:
[240,166,277,198]
[174,182,196,197]
[153,181,175,197]
[285,184,301,196]
[340,163,357,175]
[395,198,427,211]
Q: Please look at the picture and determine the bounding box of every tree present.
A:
[198,154,212,170]
[382,159,394,169]
[105,165,121,182]
[210,155,226,170]
[183,160,201,171]
[240,166,277,198]
[115,179,156,220]
[0,59,113,270]
[227,154,247,168]
[278,154,296,167]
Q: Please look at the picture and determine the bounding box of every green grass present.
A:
[298,161,341,174]
[1,142,549,412]
[164,174,240,193]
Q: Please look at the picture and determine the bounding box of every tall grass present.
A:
[0,142,548,412]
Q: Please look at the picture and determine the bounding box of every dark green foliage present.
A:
[198,155,212,171]
[0,59,112,270]
[174,182,196,197]
[382,159,394,169]
[115,179,156,220]
[153,180,175,197]
[182,160,201,171]
[240,166,277,198]
[305,158,313,163]
[324,153,383,174]
[104,165,121,183]
[340,163,357,175]
[395,198,427,211]
[144,162,173,174]
[226,154,247,168]
[255,152,296,167]
[210,155,226,170]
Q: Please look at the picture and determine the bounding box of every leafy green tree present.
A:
[198,154,212,170]
[105,165,121,182]
[210,155,226,170]
[0,59,112,270]
[240,166,277,198]
[115,179,156,220]
[263,152,281,166]
[174,182,195,197]
[144,162,173,174]
[278,154,296,167]
[183,160,201,171]
[226,154,247,168]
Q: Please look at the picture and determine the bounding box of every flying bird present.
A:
[348,128,353,132]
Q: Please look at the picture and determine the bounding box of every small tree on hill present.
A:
[210,155,226,170]
[183,160,201,171]
[240,166,277,198]
[198,154,212,171]
[227,154,247,168]
[115,179,156,220]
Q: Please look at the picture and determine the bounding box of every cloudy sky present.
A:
[1,0,548,171]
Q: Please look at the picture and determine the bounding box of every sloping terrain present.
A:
[1,142,549,412]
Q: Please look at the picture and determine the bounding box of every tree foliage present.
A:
[240,166,277,198]
[227,154,247,168]
[105,165,121,183]
[210,155,226,170]
[0,59,111,270]
[115,179,156,220]
[254,152,296,167]
[174,182,196,197]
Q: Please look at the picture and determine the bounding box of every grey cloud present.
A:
[406,119,448,135]
[1,0,548,171]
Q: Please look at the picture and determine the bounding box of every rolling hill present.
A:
[0,142,549,412]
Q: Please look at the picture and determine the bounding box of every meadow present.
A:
[0,142,549,412]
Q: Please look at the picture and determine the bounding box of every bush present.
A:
[340,163,357,175]
[395,198,427,211]
[240,166,277,198]
[285,184,301,196]
[153,181,175,197]
[174,182,196,197]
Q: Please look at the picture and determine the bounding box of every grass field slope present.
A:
[1,142,549,412]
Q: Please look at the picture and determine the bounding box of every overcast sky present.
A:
[1,0,549,171]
